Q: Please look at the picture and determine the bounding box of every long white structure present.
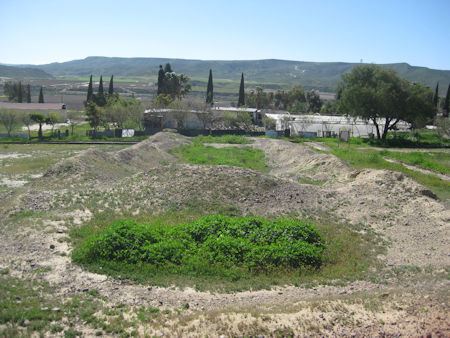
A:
[265,113,411,138]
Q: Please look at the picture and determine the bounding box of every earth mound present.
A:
[42,132,190,185]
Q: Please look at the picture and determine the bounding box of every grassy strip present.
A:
[194,134,253,144]
[71,211,383,292]
[379,150,450,175]
[170,140,269,172]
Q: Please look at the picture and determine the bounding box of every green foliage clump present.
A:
[73,215,325,278]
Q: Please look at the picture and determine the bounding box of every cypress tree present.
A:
[238,73,245,107]
[26,84,31,103]
[164,63,173,73]
[157,65,165,95]
[206,69,213,105]
[17,82,23,103]
[96,75,106,106]
[87,75,93,103]
[433,82,439,109]
[38,87,44,103]
[444,84,450,118]
[108,75,114,95]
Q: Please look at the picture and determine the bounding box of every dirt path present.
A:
[383,156,450,181]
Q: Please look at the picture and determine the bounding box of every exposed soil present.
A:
[0,132,448,336]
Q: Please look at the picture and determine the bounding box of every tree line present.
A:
[3,81,45,103]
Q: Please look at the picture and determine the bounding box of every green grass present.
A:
[195,134,253,144]
[71,212,383,292]
[170,140,269,172]
[379,150,450,174]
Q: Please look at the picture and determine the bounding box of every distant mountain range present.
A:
[0,64,53,79]
[4,57,450,93]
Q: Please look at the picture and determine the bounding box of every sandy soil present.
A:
[0,132,448,336]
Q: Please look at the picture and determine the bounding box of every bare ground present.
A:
[0,132,449,336]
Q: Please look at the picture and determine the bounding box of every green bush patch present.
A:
[73,215,325,282]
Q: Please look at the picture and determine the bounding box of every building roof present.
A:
[0,102,65,110]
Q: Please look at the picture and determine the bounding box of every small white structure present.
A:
[122,129,135,137]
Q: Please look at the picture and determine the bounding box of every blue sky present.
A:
[1,0,449,69]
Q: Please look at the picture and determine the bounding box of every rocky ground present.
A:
[0,132,448,336]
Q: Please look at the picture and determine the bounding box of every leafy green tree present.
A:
[26,84,31,103]
[108,75,114,95]
[306,90,322,113]
[262,115,276,130]
[105,95,144,129]
[433,82,439,109]
[86,75,93,103]
[38,87,44,103]
[154,94,173,107]
[206,69,213,105]
[0,108,20,136]
[443,84,449,118]
[238,73,245,107]
[85,102,105,135]
[30,113,47,138]
[156,64,191,100]
[46,111,61,136]
[337,65,435,140]
[22,113,33,139]
[236,111,253,131]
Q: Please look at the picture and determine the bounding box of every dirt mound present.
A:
[251,138,351,184]
[113,132,190,169]
[43,148,132,185]
[42,132,190,186]
[324,169,450,267]
[106,163,322,217]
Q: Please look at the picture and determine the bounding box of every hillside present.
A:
[30,57,450,93]
[0,64,53,79]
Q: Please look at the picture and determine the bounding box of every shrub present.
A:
[73,215,325,278]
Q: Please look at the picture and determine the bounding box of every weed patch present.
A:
[170,140,269,172]
[73,215,325,281]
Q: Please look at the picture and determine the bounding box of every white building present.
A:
[265,113,411,138]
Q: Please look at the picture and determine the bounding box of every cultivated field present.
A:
[0,133,448,336]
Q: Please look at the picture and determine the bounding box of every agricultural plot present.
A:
[0,133,448,336]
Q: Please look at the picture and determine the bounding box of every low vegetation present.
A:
[69,208,382,292]
[171,138,269,172]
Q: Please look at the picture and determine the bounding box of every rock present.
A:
[57,229,64,233]
[22,319,31,327]
[147,287,153,291]
[50,244,55,250]
[52,307,61,312]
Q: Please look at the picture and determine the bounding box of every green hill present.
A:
[11,57,450,93]
[0,64,53,79]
